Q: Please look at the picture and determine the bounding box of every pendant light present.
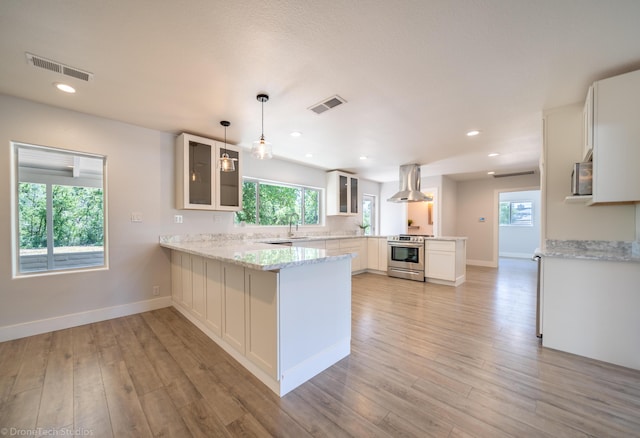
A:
[251,93,273,159]
[219,120,237,172]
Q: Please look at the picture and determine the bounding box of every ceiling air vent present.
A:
[492,170,536,178]
[308,95,346,114]
[26,53,94,82]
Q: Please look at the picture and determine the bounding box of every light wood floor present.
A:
[2,258,640,437]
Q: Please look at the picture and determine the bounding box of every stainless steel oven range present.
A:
[387,235,427,281]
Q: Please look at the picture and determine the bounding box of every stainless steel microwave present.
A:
[572,161,592,195]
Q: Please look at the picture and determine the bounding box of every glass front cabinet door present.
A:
[176,133,242,211]
[326,170,359,216]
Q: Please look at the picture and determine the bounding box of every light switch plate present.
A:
[131,212,143,222]
[173,214,183,224]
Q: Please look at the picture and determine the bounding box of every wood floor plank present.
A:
[139,387,191,437]
[100,360,153,438]
[109,318,163,396]
[0,387,41,432]
[0,338,28,405]
[73,353,113,437]
[36,328,73,430]
[178,399,234,438]
[11,332,51,394]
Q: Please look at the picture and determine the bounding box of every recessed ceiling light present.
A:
[487,171,495,175]
[54,82,76,93]
[359,156,367,160]
[290,131,302,137]
[305,153,313,158]
[467,130,480,137]
[488,153,499,157]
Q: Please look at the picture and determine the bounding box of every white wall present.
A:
[0,95,174,333]
[440,175,458,237]
[543,104,636,241]
[499,190,541,258]
[0,94,380,338]
[456,173,540,266]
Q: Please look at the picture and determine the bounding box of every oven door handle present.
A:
[387,242,424,249]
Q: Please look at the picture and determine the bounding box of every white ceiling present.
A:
[1,1,640,182]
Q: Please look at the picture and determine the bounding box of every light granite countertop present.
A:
[536,240,640,263]
[160,239,356,271]
[160,233,468,270]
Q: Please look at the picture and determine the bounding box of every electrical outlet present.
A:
[152,285,160,296]
[173,214,183,224]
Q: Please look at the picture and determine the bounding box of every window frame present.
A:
[235,177,324,227]
[11,142,109,277]
[499,200,533,227]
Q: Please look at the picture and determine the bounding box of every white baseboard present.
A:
[467,259,498,268]
[0,296,172,342]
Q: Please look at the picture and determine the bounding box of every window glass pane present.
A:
[15,144,106,275]
[499,201,510,225]
[18,183,47,255]
[236,180,257,224]
[510,201,532,226]
[304,189,320,225]
[259,183,301,225]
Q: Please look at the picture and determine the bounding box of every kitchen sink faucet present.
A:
[288,213,299,237]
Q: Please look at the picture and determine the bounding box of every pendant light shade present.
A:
[219,120,237,172]
[251,94,273,160]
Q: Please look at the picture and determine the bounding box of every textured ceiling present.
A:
[1,0,640,182]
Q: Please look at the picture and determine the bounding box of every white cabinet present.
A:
[169,249,351,396]
[326,171,359,216]
[425,239,466,286]
[589,69,640,203]
[366,237,388,273]
[175,132,242,211]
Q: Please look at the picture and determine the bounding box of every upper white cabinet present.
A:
[175,133,242,211]
[589,69,640,203]
[326,171,358,216]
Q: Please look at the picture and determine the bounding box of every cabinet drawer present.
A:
[427,241,455,252]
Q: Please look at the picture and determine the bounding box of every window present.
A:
[235,178,322,226]
[362,194,376,235]
[499,201,533,226]
[13,143,107,275]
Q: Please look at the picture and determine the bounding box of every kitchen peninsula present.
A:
[539,239,640,371]
[160,235,356,396]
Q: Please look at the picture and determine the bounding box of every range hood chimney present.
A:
[387,164,432,202]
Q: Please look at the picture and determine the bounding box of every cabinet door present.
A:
[204,259,223,336]
[171,251,183,303]
[593,70,640,203]
[378,238,388,271]
[583,85,594,161]
[245,270,278,379]
[426,251,456,281]
[339,174,348,213]
[350,177,358,214]
[367,238,379,270]
[222,264,246,354]
[180,254,193,308]
[215,143,242,211]
[191,255,206,318]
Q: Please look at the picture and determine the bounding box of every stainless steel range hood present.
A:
[387,164,433,202]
